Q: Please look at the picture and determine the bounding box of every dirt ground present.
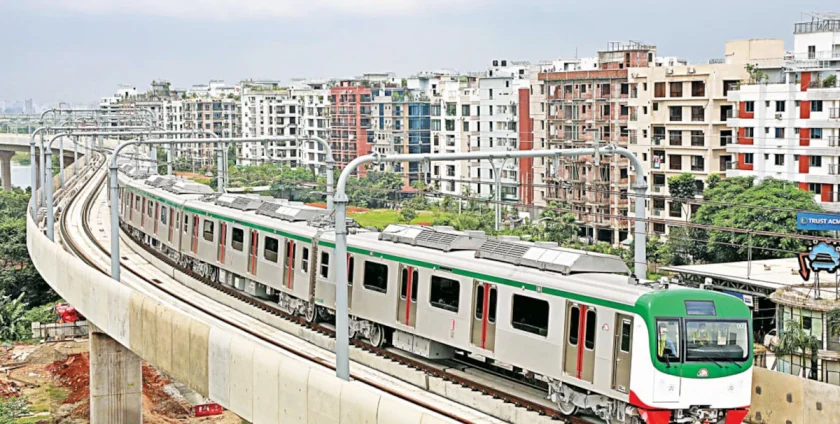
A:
[1,341,242,423]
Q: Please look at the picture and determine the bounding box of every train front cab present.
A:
[631,290,753,424]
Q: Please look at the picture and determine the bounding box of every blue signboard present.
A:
[796,212,840,231]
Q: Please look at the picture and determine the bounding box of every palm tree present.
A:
[774,320,821,379]
[0,293,29,341]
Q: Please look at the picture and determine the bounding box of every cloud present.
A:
[27,0,482,20]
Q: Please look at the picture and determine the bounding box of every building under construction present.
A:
[540,42,656,243]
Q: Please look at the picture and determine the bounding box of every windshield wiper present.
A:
[718,357,743,369]
[692,354,724,368]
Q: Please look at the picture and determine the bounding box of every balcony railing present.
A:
[691,164,704,172]
[828,136,839,147]
[720,135,734,145]
[831,108,840,119]
[830,164,839,176]
[653,137,663,146]
[726,161,738,170]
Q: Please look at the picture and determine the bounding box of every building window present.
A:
[320,251,329,278]
[811,128,823,140]
[775,128,785,139]
[669,106,682,122]
[461,105,470,116]
[745,101,754,112]
[812,100,823,112]
[669,130,682,146]
[774,154,785,166]
[431,120,441,131]
[669,82,683,97]
[690,130,704,146]
[691,81,705,97]
[810,156,822,167]
[264,236,279,262]
[231,228,244,251]
[511,295,549,337]
[654,82,666,98]
[691,106,704,122]
[744,153,754,164]
[653,223,666,234]
[691,156,705,171]
[430,275,460,313]
[744,127,754,138]
[653,102,659,111]
[203,220,214,242]
[809,183,822,194]
[669,154,682,170]
[775,101,785,112]
[363,261,388,293]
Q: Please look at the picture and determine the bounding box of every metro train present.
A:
[117,167,753,424]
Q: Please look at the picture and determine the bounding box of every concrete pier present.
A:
[0,151,14,191]
[89,325,142,424]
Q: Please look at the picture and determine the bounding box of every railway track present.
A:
[58,156,594,424]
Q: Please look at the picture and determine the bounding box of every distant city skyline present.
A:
[0,0,834,104]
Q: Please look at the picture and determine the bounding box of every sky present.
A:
[0,0,835,104]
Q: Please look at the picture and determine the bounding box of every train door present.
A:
[248,230,259,275]
[141,198,146,226]
[397,265,418,327]
[191,215,199,253]
[217,222,227,263]
[154,203,159,234]
[612,314,634,393]
[470,281,497,352]
[563,303,597,383]
[168,208,174,243]
[283,240,296,289]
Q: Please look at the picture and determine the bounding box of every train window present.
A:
[656,319,681,361]
[568,306,580,345]
[430,276,460,313]
[285,241,296,270]
[363,261,388,294]
[264,236,279,262]
[320,252,329,278]
[147,201,154,217]
[400,268,418,302]
[475,285,484,319]
[685,301,716,316]
[183,215,189,233]
[203,220,214,242]
[160,207,168,225]
[348,256,355,284]
[231,228,244,251]
[301,247,309,272]
[488,288,497,323]
[135,195,140,211]
[620,320,632,352]
[512,295,549,337]
[584,310,596,349]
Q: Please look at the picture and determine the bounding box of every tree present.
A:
[823,74,837,88]
[0,396,30,423]
[827,309,840,341]
[691,177,824,263]
[400,78,408,88]
[667,173,697,218]
[0,293,29,341]
[705,173,721,190]
[745,63,768,84]
[775,320,821,379]
[399,207,417,223]
[347,171,403,209]
[538,201,580,243]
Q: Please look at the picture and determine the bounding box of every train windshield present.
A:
[684,320,749,362]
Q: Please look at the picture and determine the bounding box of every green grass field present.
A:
[348,209,438,229]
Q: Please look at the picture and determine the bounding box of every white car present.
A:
[763,329,780,352]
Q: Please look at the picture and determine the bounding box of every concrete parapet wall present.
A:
[27,208,456,423]
[748,366,840,424]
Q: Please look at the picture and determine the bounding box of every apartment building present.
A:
[727,14,840,210]
[470,60,532,204]
[329,81,373,174]
[290,80,331,175]
[541,42,656,243]
[627,42,766,234]
[238,83,301,167]
[429,76,480,196]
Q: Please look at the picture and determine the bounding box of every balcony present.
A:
[720,135,734,145]
[629,133,638,144]
[653,137,663,146]
[830,164,840,176]
[831,108,840,119]
[726,161,738,170]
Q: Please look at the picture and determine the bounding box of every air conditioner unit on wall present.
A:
[775,112,783,120]
[666,69,674,75]
[688,67,696,74]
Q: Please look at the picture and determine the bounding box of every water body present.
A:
[11,161,32,189]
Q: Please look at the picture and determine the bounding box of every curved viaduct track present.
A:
[60,154,591,424]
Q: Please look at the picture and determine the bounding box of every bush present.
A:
[824,74,837,88]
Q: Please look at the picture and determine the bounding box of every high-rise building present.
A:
[541,42,657,243]
[291,80,331,175]
[627,41,774,235]
[429,75,480,196]
[238,82,301,167]
[470,60,532,205]
[726,14,839,210]
[369,84,431,187]
[329,81,373,174]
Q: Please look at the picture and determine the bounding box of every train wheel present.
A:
[369,324,385,348]
[556,399,577,416]
[304,304,317,323]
